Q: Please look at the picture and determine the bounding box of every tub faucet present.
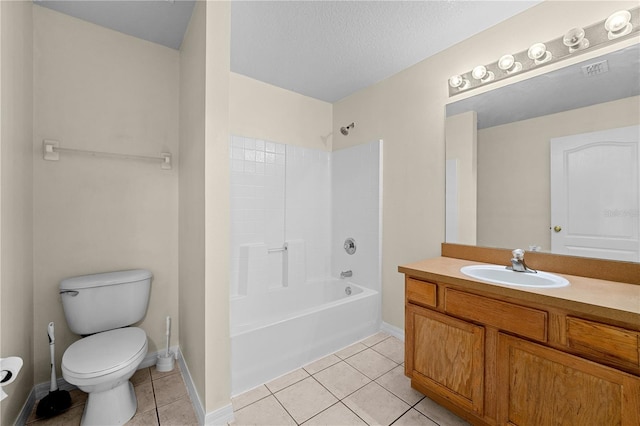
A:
[506,249,536,273]
[340,270,353,279]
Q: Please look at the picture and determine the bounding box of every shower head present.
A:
[340,122,355,136]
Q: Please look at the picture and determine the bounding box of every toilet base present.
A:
[81,380,137,426]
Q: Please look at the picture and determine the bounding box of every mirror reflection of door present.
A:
[550,125,640,262]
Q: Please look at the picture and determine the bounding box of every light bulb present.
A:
[449,75,469,90]
[528,43,552,65]
[498,54,522,74]
[605,10,632,39]
[563,27,589,53]
[471,65,494,83]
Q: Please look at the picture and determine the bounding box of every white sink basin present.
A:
[460,265,569,288]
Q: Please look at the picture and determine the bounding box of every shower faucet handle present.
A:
[344,238,356,255]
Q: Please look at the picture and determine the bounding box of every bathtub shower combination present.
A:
[229,137,382,394]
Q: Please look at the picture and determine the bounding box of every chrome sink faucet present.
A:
[340,270,353,279]
[506,249,537,273]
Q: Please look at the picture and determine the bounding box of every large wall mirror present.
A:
[445,43,640,262]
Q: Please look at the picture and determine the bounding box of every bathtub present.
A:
[230,279,380,395]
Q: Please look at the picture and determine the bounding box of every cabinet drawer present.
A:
[445,289,547,342]
[567,316,640,369]
[406,277,437,308]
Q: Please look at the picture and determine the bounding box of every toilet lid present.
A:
[62,327,147,378]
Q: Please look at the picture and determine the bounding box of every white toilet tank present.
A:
[60,269,152,335]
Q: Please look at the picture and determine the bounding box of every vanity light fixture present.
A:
[447,6,639,97]
[449,74,469,90]
[498,54,522,74]
[471,65,494,83]
[605,10,632,39]
[528,43,552,65]
[563,27,590,53]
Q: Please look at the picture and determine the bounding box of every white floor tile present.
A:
[415,397,471,426]
[266,368,309,393]
[361,332,390,347]
[376,365,425,405]
[304,354,341,375]
[231,395,296,426]
[231,385,271,411]
[345,348,397,380]
[335,342,368,359]
[343,381,410,425]
[275,377,338,424]
[372,336,405,364]
[302,402,367,426]
[393,408,438,426]
[313,361,371,399]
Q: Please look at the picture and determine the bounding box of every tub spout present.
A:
[340,270,352,279]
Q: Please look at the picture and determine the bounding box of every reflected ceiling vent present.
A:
[582,60,609,77]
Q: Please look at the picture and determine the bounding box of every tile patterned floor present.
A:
[231,332,470,426]
[26,364,198,426]
[24,332,469,426]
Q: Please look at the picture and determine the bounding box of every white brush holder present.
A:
[156,352,175,373]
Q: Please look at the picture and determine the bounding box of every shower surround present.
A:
[229,136,382,394]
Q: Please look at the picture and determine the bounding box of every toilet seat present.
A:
[62,327,147,381]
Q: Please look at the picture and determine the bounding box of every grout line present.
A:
[270,390,300,425]
[308,372,372,421]
[388,406,413,426]
[149,368,162,426]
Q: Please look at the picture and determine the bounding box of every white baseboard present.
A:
[381,321,404,341]
[176,347,234,426]
[204,403,234,426]
[14,386,36,426]
[176,347,205,425]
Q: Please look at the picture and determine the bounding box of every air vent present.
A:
[581,60,609,77]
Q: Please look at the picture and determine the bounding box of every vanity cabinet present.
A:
[497,333,640,426]
[403,273,640,426]
[406,304,485,415]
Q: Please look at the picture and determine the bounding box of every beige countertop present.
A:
[399,256,640,326]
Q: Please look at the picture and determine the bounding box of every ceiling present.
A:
[35,0,541,103]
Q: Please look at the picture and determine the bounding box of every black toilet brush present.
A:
[36,322,71,418]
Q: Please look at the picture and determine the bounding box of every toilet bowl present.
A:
[62,327,148,425]
[59,269,152,425]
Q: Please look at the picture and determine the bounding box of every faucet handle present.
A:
[512,248,525,260]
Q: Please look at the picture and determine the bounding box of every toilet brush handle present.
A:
[48,322,58,392]
[165,316,171,357]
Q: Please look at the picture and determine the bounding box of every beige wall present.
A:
[178,0,207,408]
[333,0,639,330]
[0,1,34,423]
[32,6,179,383]
[204,0,232,413]
[230,73,333,150]
[477,96,640,251]
[445,111,477,246]
[179,1,235,414]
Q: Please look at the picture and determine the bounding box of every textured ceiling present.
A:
[35,0,541,102]
[35,0,196,50]
[231,1,541,102]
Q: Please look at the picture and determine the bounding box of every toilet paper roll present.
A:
[0,356,23,401]
[1,357,23,386]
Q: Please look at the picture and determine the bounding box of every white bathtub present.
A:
[230,279,380,395]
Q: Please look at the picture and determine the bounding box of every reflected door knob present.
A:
[553,225,562,233]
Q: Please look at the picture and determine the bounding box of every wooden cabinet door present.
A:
[406,304,485,415]
[497,333,640,426]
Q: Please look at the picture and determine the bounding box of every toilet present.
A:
[59,269,152,426]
